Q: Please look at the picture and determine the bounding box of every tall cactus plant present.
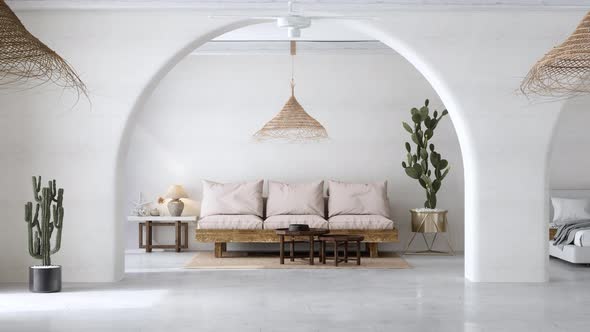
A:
[401,99,450,209]
[25,176,64,266]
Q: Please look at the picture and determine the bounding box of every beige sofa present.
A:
[195,180,398,257]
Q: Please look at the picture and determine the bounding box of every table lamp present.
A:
[165,185,188,216]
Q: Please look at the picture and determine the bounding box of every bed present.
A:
[549,190,590,264]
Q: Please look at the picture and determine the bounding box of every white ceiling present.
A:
[7,0,590,10]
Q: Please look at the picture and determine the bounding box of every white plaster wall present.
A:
[0,8,584,283]
[125,51,465,252]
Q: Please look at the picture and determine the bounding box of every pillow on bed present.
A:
[551,197,590,225]
[200,180,263,218]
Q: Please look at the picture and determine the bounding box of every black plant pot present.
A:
[29,266,61,293]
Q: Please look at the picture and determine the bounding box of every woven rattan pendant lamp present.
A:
[521,11,590,97]
[0,0,87,97]
[253,41,328,142]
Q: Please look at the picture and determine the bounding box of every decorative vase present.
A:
[29,265,61,293]
[168,199,184,217]
[410,209,448,233]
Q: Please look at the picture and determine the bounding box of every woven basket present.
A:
[521,11,590,97]
[0,0,87,97]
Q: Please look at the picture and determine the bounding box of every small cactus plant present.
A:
[25,176,64,266]
[401,99,451,209]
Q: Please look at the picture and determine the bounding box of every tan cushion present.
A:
[197,215,263,230]
[200,180,263,218]
[327,180,390,218]
[266,181,325,217]
[328,215,394,230]
[263,215,328,230]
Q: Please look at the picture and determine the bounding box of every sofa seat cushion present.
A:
[263,215,328,230]
[197,215,263,230]
[328,215,394,230]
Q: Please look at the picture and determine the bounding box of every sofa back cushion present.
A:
[266,181,325,217]
[327,180,390,218]
[200,180,264,218]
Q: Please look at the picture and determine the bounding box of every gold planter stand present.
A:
[403,209,454,255]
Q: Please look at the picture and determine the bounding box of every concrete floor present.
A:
[1,251,590,332]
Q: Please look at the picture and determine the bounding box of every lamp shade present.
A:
[0,0,87,97]
[165,185,188,200]
[253,83,328,142]
[521,11,590,97]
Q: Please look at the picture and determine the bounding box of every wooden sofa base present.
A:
[196,229,398,258]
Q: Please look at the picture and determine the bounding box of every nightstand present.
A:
[549,227,558,240]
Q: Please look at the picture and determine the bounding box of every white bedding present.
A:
[549,241,590,264]
[574,229,590,247]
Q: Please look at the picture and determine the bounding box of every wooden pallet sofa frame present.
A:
[196,228,398,258]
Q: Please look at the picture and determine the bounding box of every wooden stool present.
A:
[319,235,364,266]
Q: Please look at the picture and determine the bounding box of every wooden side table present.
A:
[275,228,329,265]
[319,235,364,266]
[127,216,197,253]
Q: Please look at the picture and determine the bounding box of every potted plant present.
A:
[25,176,64,293]
[402,100,451,235]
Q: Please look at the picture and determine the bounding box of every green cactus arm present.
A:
[56,188,64,206]
[33,231,41,257]
[441,166,450,180]
[25,205,42,259]
[51,206,64,255]
[49,179,57,201]
[32,176,42,202]
[33,203,41,233]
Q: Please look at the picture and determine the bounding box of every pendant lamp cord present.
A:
[290,40,296,97]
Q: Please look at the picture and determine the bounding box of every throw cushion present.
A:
[552,197,590,225]
[200,180,263,218]
[327,180,390,218]
[266,181,325,217]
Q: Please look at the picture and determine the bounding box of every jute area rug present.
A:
[184,251,411,269]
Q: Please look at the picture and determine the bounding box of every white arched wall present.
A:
[117,13,570,283]
[115,18,265,281]
[116,19,471,279]
[1,9,578,283]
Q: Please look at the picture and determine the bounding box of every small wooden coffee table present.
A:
[275,228,329,265]
[319,234,365,266]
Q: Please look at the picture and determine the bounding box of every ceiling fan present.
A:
[210,1,374,39]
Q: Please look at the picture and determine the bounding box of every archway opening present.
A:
[547,96,590,260]
[116,19,469,277]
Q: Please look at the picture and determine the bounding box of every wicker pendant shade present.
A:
[0,0,87,97]
[521,11,590,97]
[253,41,328,142]
[253,81,328,142]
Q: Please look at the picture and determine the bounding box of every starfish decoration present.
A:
[129,192,151,216]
